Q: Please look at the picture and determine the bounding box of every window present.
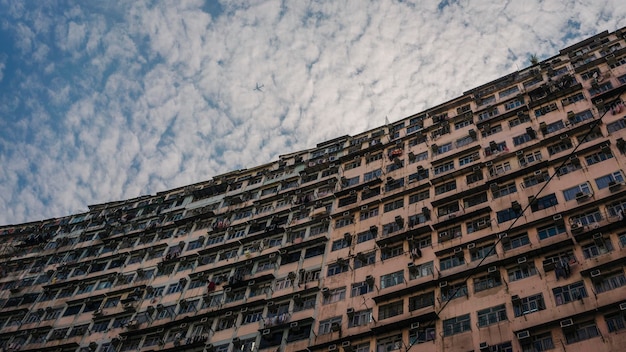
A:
[327,262,349,277]
[589,81,613,96]
[595,171,624,189]
[505,99,524,110]
[409,190,429,203]
[478,107,499,121]
[473,273,502,292]
[509,112,531,127]
[593,271,626,293]
[166,282,183,295]
[499,85,519,98]
[351,281,374,297]
[443,314,471,336]
[513,293,546,317]
[363,169,382,181]
[481,124,503,137]
[471,244,495,261]
[331,238,351,251]
[359,207,379,221]
[318,316,341,335]
[607,118,626,133]
[354,252,375,269]
[323,287,346,304]
[410,152,429,164]
[441,281,468,301]
[64,304,83,316]
[553,281,587,305]
[523,171,549,188]
[502,233,530,251]
[409,261,434,280]
[536,222,566,240]
[463,192,487,208]
[563,183,592,201]
[477,304,506,327]
[348,309,373,327]
[530,193,558,212]
[521,332,554,352]
[497,207,521,223]
[294,295,317,312]
[562,92,585,105]
[434,143,452,154]
[508,263,538,281]
[570,208,602,226]
[357,230,375,244]
[381,244,403,260]
[377,334,402,352]
[435,181,456,195]
[605,312,626,332]
[513,132,533,146]
[438,202,459,217]
[383,199,404,213]
[409,291,434,311]
[455,118,472,129]
[534,102,558,117]
[492,183,516,198]
[585,149,613,165]
[458,152,479,166]
[378,301,403,320]
[440,254,465,270]
[433,161,454,175]
[582,238,613,259]
[335,217,354,229]
[380,271,404,289]
[564,320,599,344]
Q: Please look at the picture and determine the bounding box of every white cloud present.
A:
[0,0,625,225]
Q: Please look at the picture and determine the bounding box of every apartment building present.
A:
[2,27,626,352]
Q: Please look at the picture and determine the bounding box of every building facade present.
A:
[2,27,626,352]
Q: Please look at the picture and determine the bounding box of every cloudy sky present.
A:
[1,0,625,225]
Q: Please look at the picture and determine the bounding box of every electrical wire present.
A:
[404,94,623,351]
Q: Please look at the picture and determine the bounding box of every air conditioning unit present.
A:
[620,302,626,311]
[240,307,248,313]
[590,269,601,277]
[553,214,562,221]
[512,295,520,302]
[488,266,497,273]
[516,150,524,156]
[517,257,527,264]
[248,280,256,286]
[328,345,337,351]
[341,341,352,348]
[361,205,369,210]
[479,342,489,350]
[225,311,233,317]
[123,303,134,310]
[200,317,209,323]
[365,275,375,284]
[321,287,330,296]
[467,243,476,249]
[346,308,355,315]
[410,322,420,330]
[454,247,462,253]
[516,330,530,339]
[439,281,448,288]
[560,318,574,327]
[343,211,350,217]
[498,232,508,239]
[290,322,299,328]
[262,329,271,335]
